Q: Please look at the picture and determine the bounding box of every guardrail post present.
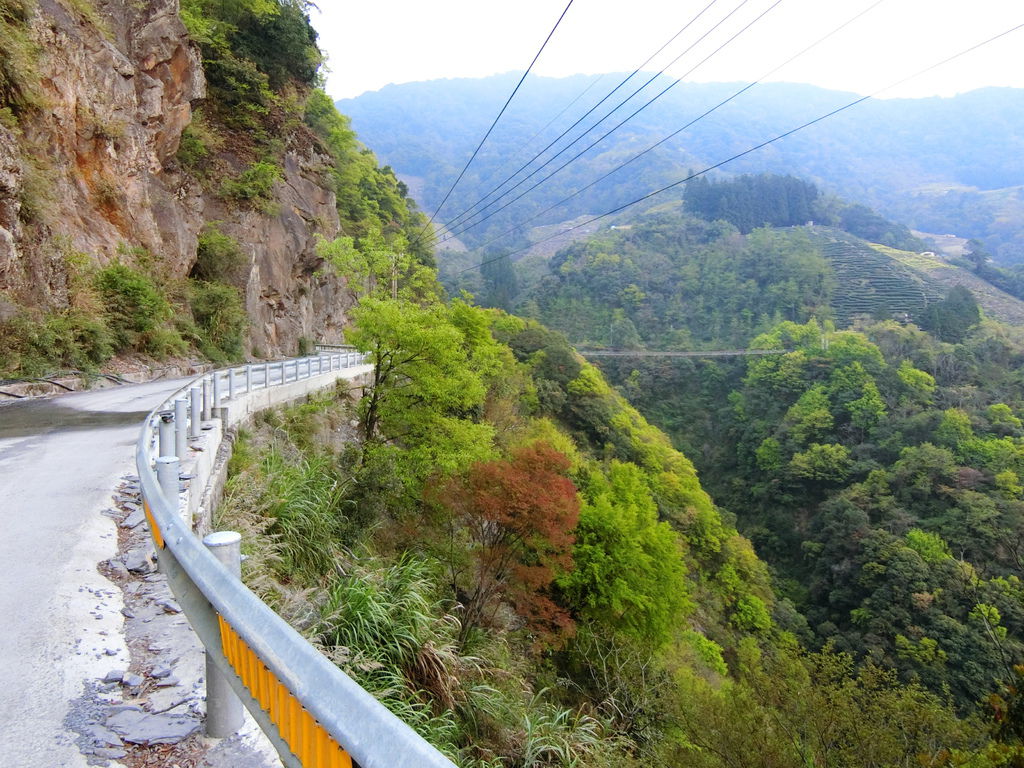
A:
[228,368,236,400]
[158,412,175,458]
[156,456,180,515]
[245,364,253,393]
[202,531,245,737]
[174,399,187,459]
[190,386,202,438]
[202,378,213,421]
[212,373,223,412]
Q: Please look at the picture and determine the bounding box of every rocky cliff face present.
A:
[0,0,349,355]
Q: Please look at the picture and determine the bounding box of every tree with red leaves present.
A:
[440,442,580,649]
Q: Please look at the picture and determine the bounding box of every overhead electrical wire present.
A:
[417,0,576,237]
[431,0,754,244]
[465,73,612,207]
[452,0,888,254]
[439,0,787,244]
[424,0,726,244]
[459,20,1024,275]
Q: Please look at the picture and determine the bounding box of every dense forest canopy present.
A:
[684,173,924,251]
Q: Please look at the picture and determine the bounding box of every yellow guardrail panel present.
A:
[218,615,352,768]
[142,497,165,550]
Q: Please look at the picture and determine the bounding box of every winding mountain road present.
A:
[0,378,190,766]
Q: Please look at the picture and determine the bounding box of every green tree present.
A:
[784,384,833,444]
[562,461,690,645]
[346,298,491,446]
[318,224,436,302]
[789,442,852,483]
[480,253,518,312]
[923,286,982,343]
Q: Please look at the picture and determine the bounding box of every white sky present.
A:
[311,0,1023,101]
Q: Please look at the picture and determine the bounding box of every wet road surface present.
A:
[0,378,190,767]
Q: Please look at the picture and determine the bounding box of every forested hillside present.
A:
[511,205,1021,351]
[467,192,1024,761]
[217,132,1024,763]
[339,75,1024,262]
[600,316,1024,709]
[220,229,1024,765]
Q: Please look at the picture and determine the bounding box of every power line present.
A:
[424,0,727,245]
[459,20,1024,275]
[431,0,724,242]
[441,0,786,243]
[463,73,611,212]
[439,0,756,242]
[417,0,576,237]
[455,0,888,254]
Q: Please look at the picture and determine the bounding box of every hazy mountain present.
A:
[339,74,1024,262]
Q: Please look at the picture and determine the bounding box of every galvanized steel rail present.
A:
[135,354,457,768]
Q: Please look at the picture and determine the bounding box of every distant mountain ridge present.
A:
[338,75,1024,262]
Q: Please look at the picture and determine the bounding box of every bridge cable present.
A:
[416,0,576,238]
[440,0,787,243]
[451,0,888,254]
[422,0,727,246]
[458,20,1024,275]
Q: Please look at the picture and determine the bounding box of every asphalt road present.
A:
[0,378,191,767]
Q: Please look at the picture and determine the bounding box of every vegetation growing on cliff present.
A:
[0,0,40,115]
[0,0,430,378]
[178,0,427,252]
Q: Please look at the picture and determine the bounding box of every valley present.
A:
[1,2,1024,766]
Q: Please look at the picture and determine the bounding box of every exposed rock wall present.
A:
[0,0,350,356]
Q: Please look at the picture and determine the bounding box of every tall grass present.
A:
[256,449,354,584]
[520,692,605,767]
[0,0,41,114]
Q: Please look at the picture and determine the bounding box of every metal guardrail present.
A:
[314,343,359,354]
[135,353,458,768]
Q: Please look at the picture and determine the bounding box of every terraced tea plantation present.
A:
[815,231,946,326]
